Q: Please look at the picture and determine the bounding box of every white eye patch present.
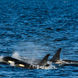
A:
[8,60,15,66]
[18,64,25,67]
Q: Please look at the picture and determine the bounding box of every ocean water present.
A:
[0,0,78,78]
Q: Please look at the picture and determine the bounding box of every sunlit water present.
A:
[0,0,78,78]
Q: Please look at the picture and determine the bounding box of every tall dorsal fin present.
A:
[38,54,50,66]
[50,48,62,62]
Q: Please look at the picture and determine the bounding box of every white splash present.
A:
[35,64,57,69]
[12,52,38,65]
[13,42,49,59]
[12,52,21,60]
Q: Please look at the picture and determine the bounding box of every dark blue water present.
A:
[0,0,78,78]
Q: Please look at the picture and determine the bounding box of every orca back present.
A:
[38,54,50,66]
[50,48,62,62]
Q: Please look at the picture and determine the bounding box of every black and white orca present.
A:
[0,53,50,69]
[49,48,78,66]
[0,48,78,69]
[2,56,36,69]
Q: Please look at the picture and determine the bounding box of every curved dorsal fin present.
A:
[38,54,50,66]
[50,48,62,62]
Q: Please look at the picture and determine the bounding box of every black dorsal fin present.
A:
[38,54,50,66]
[50,48,62,62]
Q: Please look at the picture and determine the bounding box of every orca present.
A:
[49,48,78,66]
[0,53,50,69]
[2,56,37,69]
[0,48,78,69]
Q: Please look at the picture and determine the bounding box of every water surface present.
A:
[0,0,78,78]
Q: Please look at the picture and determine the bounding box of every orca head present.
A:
[3,56,16,66]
